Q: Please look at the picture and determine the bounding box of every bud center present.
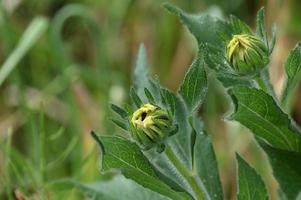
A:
[141,112,147,121]
[131,103,157,128]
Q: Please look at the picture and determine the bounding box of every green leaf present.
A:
[77,175,170,200]
[260,142,301,200]
[110,118,128,131]
[256,7,267,44]
[110,104,128,119]
[230,15,252,35]
[134,44,148,94]
[160,88,176,115]
[146,116,223,200]
[204,43,232,72]
[179,53,207,112]
[194,132,224,200]
[130,48,201,198]
[255,7,277,54]
[92,133,189,200]
[130,87,143,108]
[216,73,253,88]
[133,44,160,101]
[236,154,268,200]
[163,3,231,47]
[281,43,301,111]
[228,86,301,152]
[269,24,277,54]
[144,88,155,104]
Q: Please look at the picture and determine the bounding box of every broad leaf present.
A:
[216,73,253,88]
[281,43,301,111]
[77,175,170,200]
[260,142,301,200]
[179,53,207,113]
[92,133,189,200]
[236,154,268,200]
[163,3,231,47]
[194,132,224,200]
[133,44,148,96]
[228,86,301,152]
[133,44,160,101]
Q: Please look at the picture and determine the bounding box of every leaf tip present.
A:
[91,130,105,154]
[257,6,265,14]
[162,2,182,16]
[138,43,146,55]
[235,153,243,162]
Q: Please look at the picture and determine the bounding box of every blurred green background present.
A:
[0,0,301,199]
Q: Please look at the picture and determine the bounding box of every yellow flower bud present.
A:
[226,34,269,76]
[130,103,173,150]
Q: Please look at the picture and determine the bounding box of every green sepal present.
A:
[130,87,143,108]
[110,103,129,119]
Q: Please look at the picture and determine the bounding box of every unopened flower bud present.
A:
[130,103,174,150]
[226,34,269,76]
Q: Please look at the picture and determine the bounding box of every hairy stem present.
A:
[165,145,206,200]
[281,83,295,114]
[255,69,276,98]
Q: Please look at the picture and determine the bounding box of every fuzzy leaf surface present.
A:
[77,175,170,200]
[145,92,193,190]
[194,132,223,200]
[282,43,301,110]
[179,54,207,113]
[204,44,253,88]
[236,154,268,200]
[163,3,231,47]
[133,44,160,101]
[261,142,301,200]
[255,7,267,43]
[92,134,189,200]
[229,86,301,152]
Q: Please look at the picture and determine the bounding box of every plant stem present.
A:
[281,83,295,114]
[5,128,13,200]
[39,109,45,191]
[164,145,206,200]
[255,69,276,98]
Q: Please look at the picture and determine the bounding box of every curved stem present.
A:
[281,83,295,113]
[254,69,276,98]
[164,145,206,200]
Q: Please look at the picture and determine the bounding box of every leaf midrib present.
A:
[237,100,294,150]
[105,147,181,199]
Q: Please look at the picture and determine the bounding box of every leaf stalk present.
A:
[164,145,206,200]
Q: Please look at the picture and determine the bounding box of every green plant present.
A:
[87,3,301,200]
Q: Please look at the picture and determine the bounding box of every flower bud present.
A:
[130,103,174,150]
[226,34,269,76]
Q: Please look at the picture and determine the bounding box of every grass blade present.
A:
[0,17,48,86]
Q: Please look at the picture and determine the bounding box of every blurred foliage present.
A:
[0,0,301,199]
